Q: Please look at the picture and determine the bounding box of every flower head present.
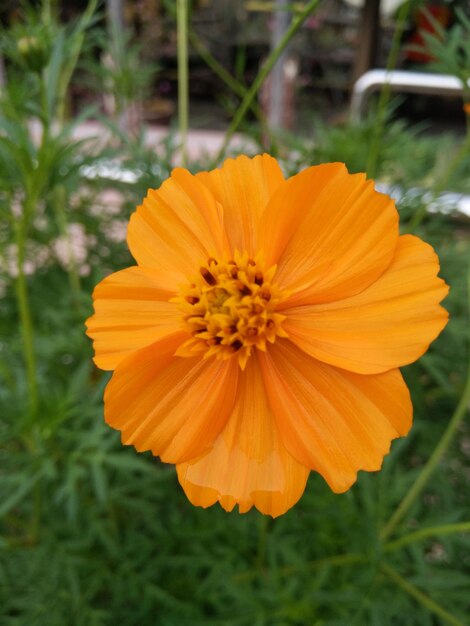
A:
[86,155,449,517]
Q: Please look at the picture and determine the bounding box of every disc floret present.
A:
[174,251,288,369]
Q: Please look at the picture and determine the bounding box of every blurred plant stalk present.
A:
[404,7,470,231]
[380,269,470,544]
[100,0,156,136]
[188,28,270,136]
[1,1,97,415]
[365,0,411,179]
[0,52,6,87]
[13,217,38,415]
[214,0,321,164]
[380,563,464,626]
[177,0,189,166]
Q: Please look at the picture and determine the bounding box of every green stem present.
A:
[56,34,83,128]
[256,515,269,572]
[188,30,261,116]
[52,185,82,307]
[366,0,411,178]
[188,28,275,151]
[42,0,53,24]
[214,0,320,164]
[13,222,38,416]
[57,0,97,127]
[39,75,50,140]
[385,522,470,553]
[380,272,470,543]
[177,0,189,166]
[233,551,366,582]
[408,131,470,232]
[272,551,367,578]
[381,563,465,626]
[380,361,470,543]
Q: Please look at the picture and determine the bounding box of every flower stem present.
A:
[214,0,320,164]
[380,270,470,543]
[188,29,262,118]
[280,551,367,575]
[13,222,38,416]
[256,515,269,573]
[380,374,470,542]
[51,186,81,307]
[177,0,189,166]
[188,28,274,143]
[384,522,470,553]
[233,551,366,582]
[188,28,275,151]
[365,0,411,179]
[408,131,470,232]
[380,563,465,626]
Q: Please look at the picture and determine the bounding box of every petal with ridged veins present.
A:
[86,266,184,370]
[127,168,229,288]
[258,340,412,493]
[283,235,449,374]
[104,334,239,463]
[259,163,399,306]
[196,154,284,256]
[177,355,309,517]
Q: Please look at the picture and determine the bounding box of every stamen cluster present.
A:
[174,251,288,369]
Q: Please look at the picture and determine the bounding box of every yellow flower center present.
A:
[174,251,288,369]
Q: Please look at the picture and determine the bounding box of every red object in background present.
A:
[406,4,451,63]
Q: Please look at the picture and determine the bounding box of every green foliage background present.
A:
[1,2,469,625]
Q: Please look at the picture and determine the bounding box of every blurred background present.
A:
[0,1,469,624]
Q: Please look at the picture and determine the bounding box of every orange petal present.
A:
[127,167,229,286]
[196,154,284,256]
[258,340,412,493]
[104,335,239,463]
[284,235,449,374]
[258,162,345,267]
[260,163,398,306]
[85,266,184,370]
[177,355,309,517]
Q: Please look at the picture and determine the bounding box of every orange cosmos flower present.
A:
[464,103,470,116]
[86,155,449,517]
